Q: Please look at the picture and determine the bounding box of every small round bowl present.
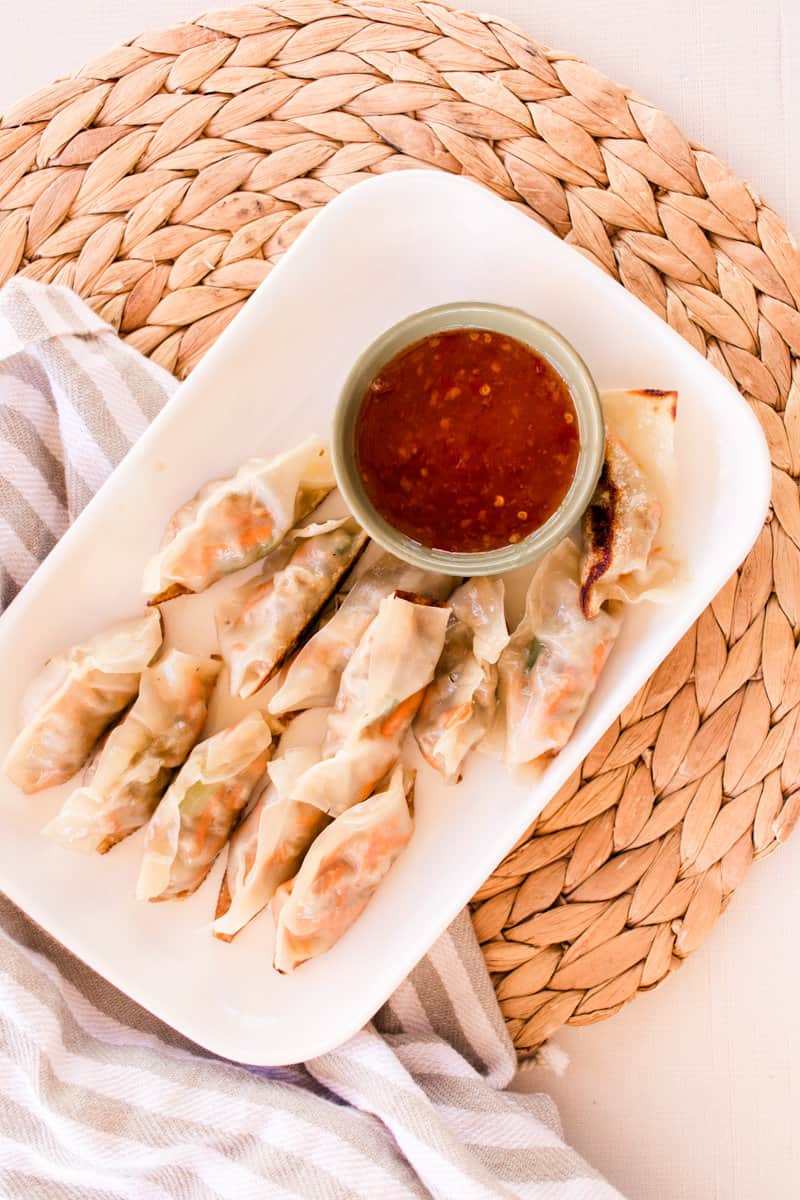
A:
[332,301,603,576]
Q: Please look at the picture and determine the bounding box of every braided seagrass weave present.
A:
[1,0,799,1056]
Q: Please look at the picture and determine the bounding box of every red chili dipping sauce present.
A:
[355,328,580,553]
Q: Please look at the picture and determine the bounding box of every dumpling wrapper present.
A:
[272,765,414,973]
[580,389,679,618]
[414,577,508,782]
[4,610,163,794]
[137,711,273,901]
[44,650,221,853]
[213,745,329,941]
[290,594,449,816]
[269,554,453,716]
[499,540,621,766]
[218,517,368,700]
[143,436,335,603]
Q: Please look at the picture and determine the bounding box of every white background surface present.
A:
[1,2,798,1198]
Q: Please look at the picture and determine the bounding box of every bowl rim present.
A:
[332,300,604,576]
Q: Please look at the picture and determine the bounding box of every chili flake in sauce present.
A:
[355,328,580,553]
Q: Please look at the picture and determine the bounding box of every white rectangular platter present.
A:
[0,172,770,1065]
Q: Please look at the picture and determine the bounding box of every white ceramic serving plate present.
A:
[0,173,770,1065]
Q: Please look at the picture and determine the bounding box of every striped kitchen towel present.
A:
[0,277,623,1200]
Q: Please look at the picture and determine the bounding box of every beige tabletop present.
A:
[2,2,799,1197]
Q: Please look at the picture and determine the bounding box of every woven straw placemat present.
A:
[2,0,799,1057]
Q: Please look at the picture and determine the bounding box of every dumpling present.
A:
[143,437,334,603]
[4,610,162,794]
[580,389,679,617]
[269,553,453,716]
[289,593,449,816]
[499,540,621,766]
[137,711,273,901]
[218,518,368,700]
[213,746,329,941]
[272,765,414,973]
[43,650,221,853]
[414,577,508,782]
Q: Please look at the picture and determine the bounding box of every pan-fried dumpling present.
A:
[218,518,368,700]
[289,594,449,816]
[44,650,221,853]
[268,554,453,716]
[4,610,163,794]
[580,389,679,617]
[213,745,329,941]
[143,437,334,603]
[137,711,273,901]
[499,540,621,766]
[272,765,414,973]
[414,577,508,782]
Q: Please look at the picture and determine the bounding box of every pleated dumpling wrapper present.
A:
[269,553,453,716]
[218,517,368,701]
[290,593,450,816]
[4,609,162,794]
[498,540,621,767]
[143,436,334,603]
[272,765,414,973]
[213,745,329,941]
[137,711,273,902]
[580,389,680,618]
[44,650,221,853]
[414,577,508,782]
